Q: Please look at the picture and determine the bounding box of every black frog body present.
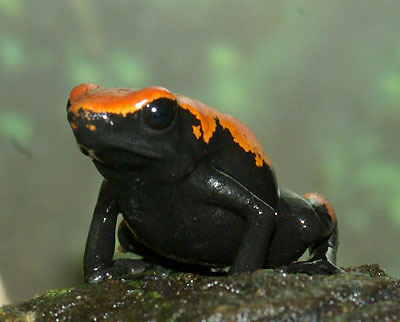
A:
[67,83,339,283]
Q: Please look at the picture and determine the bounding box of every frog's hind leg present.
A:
[118,220,212,274]
[303,192,338,266]
[117,220,152,256]
[276,191,340,275]
[99,219,153,276]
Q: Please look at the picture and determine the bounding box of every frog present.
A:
[67,83,339,283]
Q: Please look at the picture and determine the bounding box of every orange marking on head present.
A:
[68,84,271,168]
[177,94,270,168]
[303,192,336,224]
[87,124,96,131]
[255,155,264,167]
[69,83,99,103]
[68,83,176,117]
[178,95,216,143]
[192,125,202,139]
[70,122,77,130]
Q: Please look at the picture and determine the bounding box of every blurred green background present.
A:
[1,0,400,304]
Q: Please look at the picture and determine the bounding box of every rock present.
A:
[1,264,399,321]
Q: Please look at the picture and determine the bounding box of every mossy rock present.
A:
[1,264,399,321]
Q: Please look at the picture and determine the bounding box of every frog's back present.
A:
[176,95,279,208]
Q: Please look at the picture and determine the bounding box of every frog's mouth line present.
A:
[91,159,146,180]
[92,159,143,174]
[79,139,165,161]
[79,145,153,169]
[88,149,150,180]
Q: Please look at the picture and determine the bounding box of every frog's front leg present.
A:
[84,180,149,283]
[189,164,277,274]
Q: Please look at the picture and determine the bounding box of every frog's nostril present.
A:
[69,83,99,103]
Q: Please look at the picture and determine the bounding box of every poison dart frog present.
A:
[67,83,339,283]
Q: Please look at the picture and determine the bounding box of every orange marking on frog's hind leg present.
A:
[303,192,336,224]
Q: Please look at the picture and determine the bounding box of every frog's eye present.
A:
[142,98,177,130]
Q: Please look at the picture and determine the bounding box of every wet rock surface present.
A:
[1,264,399,321]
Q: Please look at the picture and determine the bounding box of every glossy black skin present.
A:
[67,97,339,283]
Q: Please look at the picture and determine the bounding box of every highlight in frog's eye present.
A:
[142,98,177,130]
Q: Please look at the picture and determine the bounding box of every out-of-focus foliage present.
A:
[0,0,399,304]
[0,111,33,145]
[0,37,24,72]
[0,0,22,18]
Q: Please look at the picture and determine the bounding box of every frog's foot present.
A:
[277,259,342,275]
[86,258,151,283]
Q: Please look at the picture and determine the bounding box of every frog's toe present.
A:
[277,259,341,275]
[86,259,151,283]
[113,258,151,275]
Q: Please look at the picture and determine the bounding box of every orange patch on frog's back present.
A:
[68,83,175,117]
[177,94,270,168]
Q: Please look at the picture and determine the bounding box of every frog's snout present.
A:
[69,83,99,104]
